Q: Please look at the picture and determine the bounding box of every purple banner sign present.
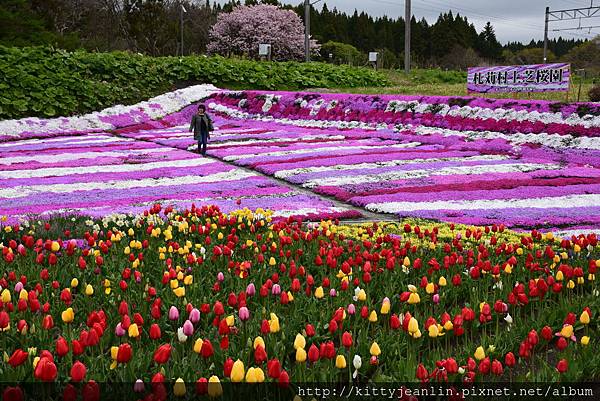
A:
[467,63,570,93]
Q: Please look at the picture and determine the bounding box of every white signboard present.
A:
[368,52,378,62]
[259,44,272,56]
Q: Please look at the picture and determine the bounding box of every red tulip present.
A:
[491,359,503,376]
[82,380,100,401]
[527,329,539,346]
[201,339,214,358]
[56,336,69,357]
[305,324,315,337]
[7,349,28,367]
[267,358,281,378]
[221,357,233,377]
[541,326,553,341]
[70,361,87,382]
[116,343,132,363]
[342,331,353,348]
[34,357,57,381]
[153,344,172,364]
[556,359,568,373]
[478,357,491,375]
[278,370,290,388]
[416,363,428,381]
[63,384,78,401]
[149,323,162,340]
[2,386,24,401]
[505,352,516,367]
[254,344,267,364]
[308,344,320,363]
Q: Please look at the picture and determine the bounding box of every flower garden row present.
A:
[0,204,598,399]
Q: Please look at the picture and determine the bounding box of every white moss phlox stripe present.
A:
[301,162,559,188]
[223,142,421,161]
[366,193,600,214]
[0,84,220,137]
[274,154,509,178]
[0,134,118,148]
[0,169,256,199]
[400,124,600,151]
[270,207,350,218]
[0,157,215,179]
[0,147,172,165]
[208,103,389,131]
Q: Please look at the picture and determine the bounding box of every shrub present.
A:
[589,85,600,102]
[0,46,388,119]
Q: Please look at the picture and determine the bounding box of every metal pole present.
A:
[180,6,184,56]
[304,0,310,62]
[543,6,549,62]
[404,0,411,73]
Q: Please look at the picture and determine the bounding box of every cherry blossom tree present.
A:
[207,4,318,61]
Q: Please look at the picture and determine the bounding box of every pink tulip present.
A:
[246,283,256,297]
[168,306,179,321]
[271,284,281,295]
[189,308,200,323]
[115,323,126,337]
[217,272,224,282]
[329,289,337,297]
[183,320,194,336]
[239,306,250,322]
[348,304,356,315]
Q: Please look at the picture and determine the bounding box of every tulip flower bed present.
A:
[0,206,599,400]
[118,89,600,233]
[0,133,360,225]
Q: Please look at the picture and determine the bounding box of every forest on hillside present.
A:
[0,0,595,70]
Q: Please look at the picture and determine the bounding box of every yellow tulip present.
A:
[173,378,186,397]
[269,257,276,266]
[245,367,257,383]
[368,310,378,322]
[474,346,485,361]
[407,293,421,304]
[296,347,307,363]
[268,313,280,333]
[443,320,454,331]
[335,355,347,369]
[369,342,381,356]
[253,367,265,383]
[580,311,590,325]
[425,283,435,294]
[408,317,419,334]
[19,289,28,301]
[413,329,422,339]
[230,360,245,382]
[173,287,185,297]
[403,256,410,266]
[428,324,440,338]
[194,338,203,354]
[380,301,390,315]
[51,241,60,252]
[581,336,590,345]
[438,276,447,286]
[85,284,94,296]
[294,334,306,350]
[556,271,564,281]
[314,286,324,299]
[253,336,265,350]
[357,289,366,301]
[71,278,79,288]
[1,289,11,303]
[560,325,574,338]
[207,376,223,398]
[110,346,119,360]
[61,307,74,323]
[128,323,140,338]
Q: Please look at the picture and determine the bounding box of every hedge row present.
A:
[0,46,388,119]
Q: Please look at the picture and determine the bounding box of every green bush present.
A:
[406,68,467,84]
[0,46,388,119]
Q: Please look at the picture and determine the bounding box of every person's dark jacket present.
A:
[189,113,214,140]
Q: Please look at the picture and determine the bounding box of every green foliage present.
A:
[319,41,365,66]
[0,46,388,119]
[405,68,467,84]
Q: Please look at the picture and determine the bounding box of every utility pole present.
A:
[404,0,411,73]
[543,6,549,62]
[180,4,187,56]
[304,0,310,62]
[544,2,600,62]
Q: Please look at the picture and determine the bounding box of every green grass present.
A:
[316,68,597,102]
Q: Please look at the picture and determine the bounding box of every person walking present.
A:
[189,104,214,155]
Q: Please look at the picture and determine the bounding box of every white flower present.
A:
[504,313,513,325]
[177,327,188,343]
[352,355,362,379]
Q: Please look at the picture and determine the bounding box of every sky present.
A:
[214,0,600,43]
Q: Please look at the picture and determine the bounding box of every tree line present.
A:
[0,0,590,69]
